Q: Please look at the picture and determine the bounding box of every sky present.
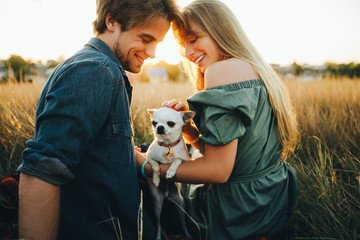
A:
[0,0,359,66]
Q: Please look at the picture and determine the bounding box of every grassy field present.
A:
[0,79,359,239]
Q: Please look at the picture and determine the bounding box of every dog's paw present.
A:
[166,168,176,179]
[153,176,160,187]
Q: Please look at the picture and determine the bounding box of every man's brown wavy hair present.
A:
[93,0,182,34]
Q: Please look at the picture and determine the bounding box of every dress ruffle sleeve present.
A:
[187,80,263,145]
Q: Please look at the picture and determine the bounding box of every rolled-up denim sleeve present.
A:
[18,62,113,185]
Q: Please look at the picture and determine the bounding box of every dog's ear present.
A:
[147,109,157,116]
[181,111,196,123]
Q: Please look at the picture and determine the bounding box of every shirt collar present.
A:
[85,37,127,76]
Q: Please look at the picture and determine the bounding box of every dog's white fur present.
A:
[146,107,195,240]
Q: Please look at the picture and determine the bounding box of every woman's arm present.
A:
[167,139,238,183]
[136,139,238,184]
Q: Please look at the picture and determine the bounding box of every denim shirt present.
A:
[17,38,154,240]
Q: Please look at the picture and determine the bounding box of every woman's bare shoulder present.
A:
[204,58,260,89]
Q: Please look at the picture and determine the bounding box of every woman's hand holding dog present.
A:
[161,99,189,111]
[162,99,201,149]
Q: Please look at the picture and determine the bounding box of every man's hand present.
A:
[18,173,60,240]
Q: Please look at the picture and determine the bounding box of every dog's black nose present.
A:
[157,126,165,134]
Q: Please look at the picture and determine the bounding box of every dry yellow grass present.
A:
[0,82,43,175]
[0,82,42,112]
[285,79,360,158]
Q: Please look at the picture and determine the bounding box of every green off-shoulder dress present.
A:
[181,79,297,240]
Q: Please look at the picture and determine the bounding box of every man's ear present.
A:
[147,109,157,116]
[105,14,118,32]
[181,111,196,123]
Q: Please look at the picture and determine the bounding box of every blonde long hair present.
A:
[173,0,298,155]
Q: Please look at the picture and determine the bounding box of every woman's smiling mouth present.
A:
[195,54,205,65]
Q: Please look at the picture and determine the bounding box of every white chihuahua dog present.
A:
[146,107,195,240]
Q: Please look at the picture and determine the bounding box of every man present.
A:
[17,0,181,239]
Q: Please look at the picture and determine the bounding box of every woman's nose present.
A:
[185,43,194,59]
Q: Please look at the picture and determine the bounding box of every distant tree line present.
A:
[1,55,35,83]
[1,54,359,83]
[0,55,61,83]
[325,62,360,79]
[291,61,360,79]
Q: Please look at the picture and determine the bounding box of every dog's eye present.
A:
[152,121,158,126]
[167,121,175,127]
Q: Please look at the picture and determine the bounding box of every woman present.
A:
[137,0,298,239]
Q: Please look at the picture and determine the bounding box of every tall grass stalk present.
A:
[0,82,42,176]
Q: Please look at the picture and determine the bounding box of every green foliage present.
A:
[291,62,305,76]
[325,62,360,79]
[326,62,339,78]
[46,60,60,69]
[4,55,34,83]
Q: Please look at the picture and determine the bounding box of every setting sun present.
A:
[146,30,181,65]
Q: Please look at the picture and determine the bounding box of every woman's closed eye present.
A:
[189,36,198,43]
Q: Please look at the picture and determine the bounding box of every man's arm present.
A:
[18,173,60,240]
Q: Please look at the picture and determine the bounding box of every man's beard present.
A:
[114,42,141,74]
